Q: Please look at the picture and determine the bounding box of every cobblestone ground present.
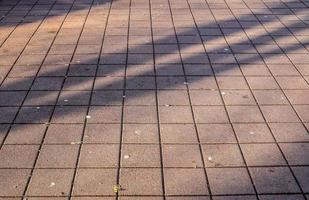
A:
[0,0,309,199]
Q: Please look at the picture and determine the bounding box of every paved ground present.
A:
[0,0,309,199]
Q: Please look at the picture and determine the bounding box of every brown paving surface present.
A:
[0,0,309,199]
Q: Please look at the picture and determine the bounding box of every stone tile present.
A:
[159,106,193,123]
[294,105,309,122]
[190,90,223,105]
[0,145,39,168]
[160,124,198,143]
[68,65,97,76]
[163,144,203,167]
[279,143,309,165]
[125,90,156,105]
[158,90,189,105]
[51,106,87,123]
[233,123,274,143]
[157,76,186,89]
[217,77,249,89]
[285,90,309,104]
[126,77,155,90]
[260,105,300,122]
[250,167,300,193]
[79,144,119,168]
[164,168,208,195]
[275,77,309,89]
[268,123,309,142]
[24,91,59,105]
[123,123,159,143]
[197,124,236,143]
[5,124,46,144]
[36,145,79,168]
[62,77,94,91]
[31,77,64,90]
[73,169,117,196]
[259,195,305,200]
[187,76,218,90]
[227,106,264,123]
[0,107,19,123]
[0,169,30,196]
[121,144,161,167]
[94,76,124,90]
[120,168,162,195]
[15,106,53,123]
[253,90,288,105]
[208,168,255,195]
[27,169,74,196]
[84,124,121,143]
[57,91,91,105]
[193,106,229,123]
[213,196,257,200]
[0,77,33,91]
[0,91,27,106]
[44,124,83,144]
[88,106,122,123]
[202,144,244,167]
[222,90,255,105]
[241,144,286,166]
[246,77,279,89]
[124,106,157,123]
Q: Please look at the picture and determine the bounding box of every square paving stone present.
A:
[217,77,249,89]
[190,90,223,105]
[163,144,203,167]
[246,77,279,89]
[159,106,193,123]
[26,169,74,196]
[79,144,119,167]
[202,144,244,167]
[291,167,309,194]
[24,91,59,105]
[259,194,305,200]
[0,91,27,106]
[119,168,162,195]
[157,76,186,90]
[193,106,229,123]
[197,124,236,143]
[91,90,123,105]
[241,144,286,166]
[125,90,156,105]
[158,90,190,105]
[187,76,218,90]
[15,106,53,123]
[5,124,46,144]
[227,106,264,123]
[126,77,156,90]
[213,196,257,200]
[285,90,309,104]
[253,90,288,105]
[0,107,19,123]
[94,76,124,90]
[268,123,309,142]
[68,65,97,76]
[222,90,255,105]
[260,105,300,122]
[36,145,79,168]
[57,91,91,105]
[122,123,159,143]
[62,77,94,91]
[294,105,309,122]
[124,106,157,123]
[164,168,209,195]
[88,106,122,123]
[279,143,309,165]
[121,144,161,167]
[0,169,30,196]
[31,77,64,90]
[84,124,120,143]
[120,197,163,200]
[233,123,274,143]
[51,106,88,123]
[160,124,198,143]
[275,77,309,89]
[44,124,83,144]
[250,167,300,193]
[0,145,39,168]
[208,168,255,195]
[73,169,117,196]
